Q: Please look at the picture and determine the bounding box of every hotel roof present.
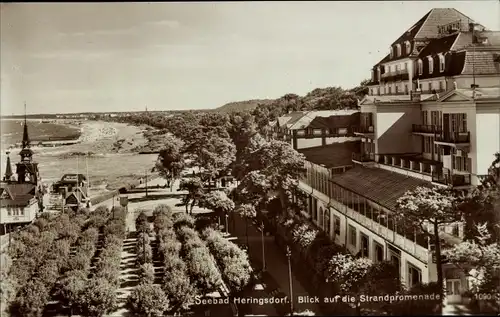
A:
[299,142,360,168]
[331,166,431,211]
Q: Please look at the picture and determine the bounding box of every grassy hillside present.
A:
[215,99,275,113]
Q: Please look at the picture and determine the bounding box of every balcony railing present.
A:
[353,126,374,134]
[377,153,442,176]
[412,124,442,134]
[432,168,471,186]
[352,152,375,162]
[380,69,409,78]
[435,131,470,144]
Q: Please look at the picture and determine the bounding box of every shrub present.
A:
[153,204,172,219]
[137,244,153,265]
[128,283,169,317]
[163,266,196,311]
[80,277,118,317]
[10,278,49,317]
[66,252,91,272]
[56,270,87,314]
[139,263,155,285]
[172,213,195,230]
[136,211,150,234]
[185,247,222,293]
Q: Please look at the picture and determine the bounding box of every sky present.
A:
[1,1,499,115]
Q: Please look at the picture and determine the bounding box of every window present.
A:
[439,54,445,72]
[395,85,399,94]
[405,41,411,54]
[349,225,357,247]
[417,59,423,75]
[297,129,305,136]
[422,111,428,125]
[429,82,434,92]
[391,254,401,279]
[388,86,392,94]
[324,212,330,235]
[371,70,375,81]
[313,129,322,136]
[396,44,402,57]
[424,136,432,153]
[390,46,394,58]
[338,128,347,135]
[396,64,401,72]
[439,81,444,92]
[404,84,409,94]
[452,223,460,236]
[377,87,380,95]
[428,56,434,74]
[407,264,422,288]
[7,208,11,216]
[404,62,408,70]
[361,234,369,258]
[334,216,341,235]
[374,243,384,262]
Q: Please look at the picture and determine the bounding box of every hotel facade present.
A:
[293,8,500,305]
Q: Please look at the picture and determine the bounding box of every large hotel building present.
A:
[278,8,500,306]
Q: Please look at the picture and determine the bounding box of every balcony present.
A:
[380,69,410,82]
[432,168,471,187]
[435,131,470,146]
[353,125,375,139]
[377,153,442,180]
[412,124,442,135]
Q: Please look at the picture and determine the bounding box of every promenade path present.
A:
[230,212,322,315]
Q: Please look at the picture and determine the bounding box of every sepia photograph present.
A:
[0,1,499,316]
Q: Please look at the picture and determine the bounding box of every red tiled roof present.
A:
[331,166,431,211]
[299,142,360,168]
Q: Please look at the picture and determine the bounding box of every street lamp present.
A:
[286,245,294,315]
[261,221,266,272]
[225,213,229,234]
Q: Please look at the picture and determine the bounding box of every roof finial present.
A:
[22,102,30,149]
[4,151,13,181]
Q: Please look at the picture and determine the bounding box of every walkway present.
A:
[230,213,321,315]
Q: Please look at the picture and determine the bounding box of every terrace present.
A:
[376,153,442,180]
[301,162,431,263]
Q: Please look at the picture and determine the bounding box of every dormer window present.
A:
[396,44,402,57]
[390,47,394,58]
[377,67,381,80]
[428,56,434,74]
[417,59,423,75]
[439,54,445,72]
[371,69,375,81]
[405,41,411,54]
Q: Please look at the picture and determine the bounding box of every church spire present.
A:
[3,151,13,181]
[22,102,30,149]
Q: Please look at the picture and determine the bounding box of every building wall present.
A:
[0,202,38,224]
[476,106,500,176]
[306,184,433,287]
[296,136,360,150]
[375,104,421,154]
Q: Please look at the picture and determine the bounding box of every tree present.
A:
[10,278,49,317]
[179,178,205,214]
[155,134,185,191]
[80,277,117,317]
[327,254,373,315]
[199,190,235,226]
[235,204,256,247]
[239,140,306,215]
[396,186,460,311]
[128,283,169,317]
[442,223,500,295]
[56,270,88,317]
[135,211,150,234]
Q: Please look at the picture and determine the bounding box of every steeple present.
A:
[3,151,13,182]
[22,102,30,149]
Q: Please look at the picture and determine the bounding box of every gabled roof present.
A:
[390,10,431,46]
[331,166,431,211]
[0,183,36,207]
[299,141,361,168]
[276,111,306,128]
